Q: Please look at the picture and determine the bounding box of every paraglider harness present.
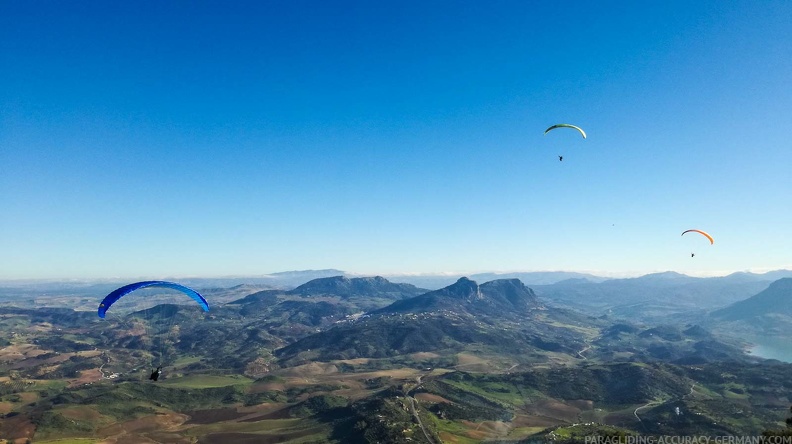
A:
[150,366,162,381]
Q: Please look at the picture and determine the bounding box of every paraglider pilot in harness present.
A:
[150,366,162,381]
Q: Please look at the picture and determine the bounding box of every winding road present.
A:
[407,374,437,444]
[98,352,111,379]
[633,400,661,422]
[634,383,697,423]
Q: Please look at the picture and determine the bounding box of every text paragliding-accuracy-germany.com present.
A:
[583,436,792,444]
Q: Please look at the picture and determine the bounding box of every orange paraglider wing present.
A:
[681,229,714,245]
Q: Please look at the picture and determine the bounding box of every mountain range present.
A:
[273,276,596,364]
[533,270,792,322]
[4,271,792,441]
[711,278,792,321]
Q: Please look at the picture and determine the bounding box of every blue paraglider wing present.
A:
[98,281,209,318]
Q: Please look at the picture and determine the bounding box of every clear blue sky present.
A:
[1,1,791,280]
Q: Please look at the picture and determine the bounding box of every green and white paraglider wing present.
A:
[544,123,587,139]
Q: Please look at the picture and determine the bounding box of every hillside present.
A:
[711,278,792,321]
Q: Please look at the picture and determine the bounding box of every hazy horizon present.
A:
[2,266,791,284]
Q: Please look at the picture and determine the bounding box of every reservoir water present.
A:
[748,337,792,363]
